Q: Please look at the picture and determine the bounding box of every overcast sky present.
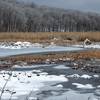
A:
[24,0,100,13]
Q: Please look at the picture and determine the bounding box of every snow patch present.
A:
[72,83,95,89]
[67,74,92,79]
[54,65,70,70]
[67,74,80,78]
[74,43,100,49]
[93,75,99,78]
[0,42,43,49]
[56,84,63,88]
[97,85,100,88]
[0,70,68,99]
[81,74,92,79]
[29,97,38,100]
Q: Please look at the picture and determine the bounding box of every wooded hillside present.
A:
[0,0,100,32]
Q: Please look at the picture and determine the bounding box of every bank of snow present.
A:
[0,42,43,49]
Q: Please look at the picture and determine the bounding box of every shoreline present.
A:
[1,50,100,73]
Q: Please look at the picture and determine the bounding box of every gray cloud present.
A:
[24,0,100,13]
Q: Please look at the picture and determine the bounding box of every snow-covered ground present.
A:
[74,43,100,49]
[0,69,68,100]
[1,41,100,50]
[0,42,43,49]
[0,41,81,50]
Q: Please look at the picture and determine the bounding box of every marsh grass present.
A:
[0,32,100,43]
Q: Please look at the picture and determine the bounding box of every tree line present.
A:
[0,0,100,32]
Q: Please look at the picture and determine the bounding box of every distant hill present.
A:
[0,0,100,32]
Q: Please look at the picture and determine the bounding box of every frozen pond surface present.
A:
[0,45,84,57]
[0,64,100,100]
[1,41,100,57]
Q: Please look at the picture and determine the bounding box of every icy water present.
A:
[0,46,84,57]
[0,64,100,100]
